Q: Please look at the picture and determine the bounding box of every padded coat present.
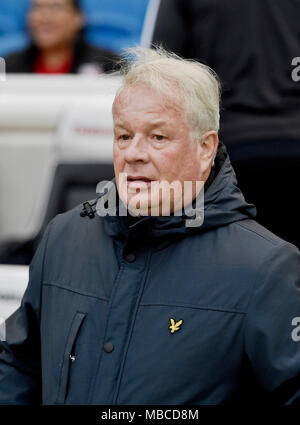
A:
[1,145,300,405]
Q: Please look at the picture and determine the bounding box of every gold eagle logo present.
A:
[169,317,183,334]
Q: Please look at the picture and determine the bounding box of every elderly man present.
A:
[0,48,300,405]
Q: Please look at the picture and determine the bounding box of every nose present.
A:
[124,134,150,164]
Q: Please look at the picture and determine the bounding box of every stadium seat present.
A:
[82,0,150,53]
[0,0,29,56]
[0,33,29,58]
[0,162,115,265]
[43,162,114,227]
[0,0,29,33]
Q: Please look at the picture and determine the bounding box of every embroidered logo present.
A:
[169,317,183,334]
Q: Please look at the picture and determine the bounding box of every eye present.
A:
[152,134,166,141]
[118,134,130,141]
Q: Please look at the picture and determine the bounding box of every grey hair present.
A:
[114,46,221,141]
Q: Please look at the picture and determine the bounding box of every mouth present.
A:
[126,176,154,190]
[35,25,55,33]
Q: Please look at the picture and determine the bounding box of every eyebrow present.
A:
[114,120,168,129]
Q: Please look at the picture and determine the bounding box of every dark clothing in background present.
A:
[153,0,300,249]
[5,37,120,74]
[153,0,300,145]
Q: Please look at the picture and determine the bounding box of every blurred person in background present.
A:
[5,0,119,74]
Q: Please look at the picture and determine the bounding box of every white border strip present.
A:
[140,0,161,48]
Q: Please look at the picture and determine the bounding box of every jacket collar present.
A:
[102,142,256,241]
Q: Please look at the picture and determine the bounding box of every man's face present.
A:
[113,83,208,216]
[28,0,83,49]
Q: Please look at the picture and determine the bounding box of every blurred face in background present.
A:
[28,0,84,50]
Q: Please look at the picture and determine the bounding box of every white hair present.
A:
[114,46,221,141]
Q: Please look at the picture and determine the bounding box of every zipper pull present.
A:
[69,354,76,363]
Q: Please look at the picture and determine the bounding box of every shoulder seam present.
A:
[234,220,286,247]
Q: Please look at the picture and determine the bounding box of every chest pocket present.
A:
[56,312,86,404]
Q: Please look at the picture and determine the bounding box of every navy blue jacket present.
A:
[1,145,300,405]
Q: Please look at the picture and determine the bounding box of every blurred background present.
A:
[0,0,299,317]
[0,0,156,58]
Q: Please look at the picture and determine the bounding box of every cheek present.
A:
[57,20,73,34]
[66,18,80,33]
[152,152,181,181]
[28,15,38,30]
[155,147,200,182]
[154,147,189,175]
[113,148,124,173]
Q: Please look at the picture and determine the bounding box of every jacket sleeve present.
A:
[0,223,52,405]
[244,242,300,404]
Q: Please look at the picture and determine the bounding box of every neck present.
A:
[39,45,74,69]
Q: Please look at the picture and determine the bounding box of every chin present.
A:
[128,192,150,211]
[34,36,59,49]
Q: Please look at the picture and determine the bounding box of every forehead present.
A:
[113,84,183,123]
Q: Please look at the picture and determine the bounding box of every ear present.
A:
[196,130,219,165]
[194,131,219,182]
[76,12,86,30]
